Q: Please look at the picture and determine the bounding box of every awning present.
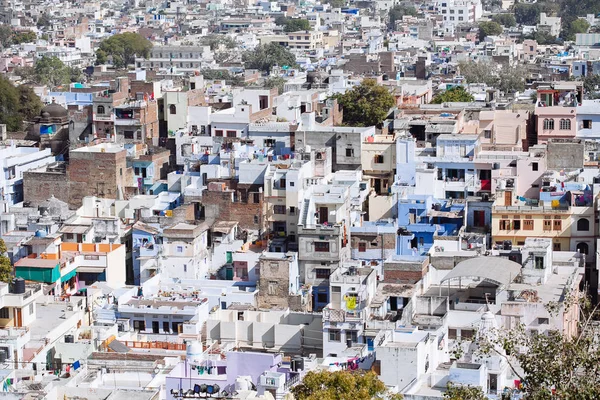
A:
[77,267,105,274]
[61,269,77,282]
[16,265,60,283]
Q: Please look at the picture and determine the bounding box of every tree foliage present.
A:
[0,25,12,48]
[458,61,527,93]
[242,43,296,73]
[200,69,245,86]
[472,293,600,399]
[491,13,516,28]
[20,56,81,89]
[291,370,402,400]
[12,30,36,44]
[260,76,287,95]
[0,239,12,284]
[36,13,52,28]
[388,3,418,30]
[333,79,395,127]
[0,75,42,131]
[443,383,486,400]
[200,34,236,51]
[431,86,474,104]
[583,74,600,99]
[513,3,540,26]
[563,19,590,41]
[96,32,152,68]
[279,18,311,33]
[323,0,345,8]
[478,21,503,41]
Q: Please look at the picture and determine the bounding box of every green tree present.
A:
[583,74,600,98]
[0,25,12,48]
[17,85,42,122]
[200,69,245,86]
[0,239,12,284]
[291,370,402,400]
[514,3,540,25]
[524,30,561,45]
[431,86,474,104]
[12,30,36,44]
[283,18,311,33]
[332,79,395,127]
[200,34,236,51]
[95,48,107,65]
[473,294,600,399]
[274,16,288,26]
[97,32,152,68]
[261,76,286,94]
[563,19,590,41]
[324,0,345,8]
[443,383,486,400]
[36,13,52,28]
[33,56,71,89]
[388,3,418,30]
[491,13,516,27]
[242,43,296,73]
[0,76,22,131]
[478,21,503,41]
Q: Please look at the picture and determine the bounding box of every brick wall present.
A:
[202,181,265,233]
[23,171,69,205]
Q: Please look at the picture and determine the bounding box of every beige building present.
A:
[478,110,529,151]
[286,30,324,50]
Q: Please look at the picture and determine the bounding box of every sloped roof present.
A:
[441,257,521,286]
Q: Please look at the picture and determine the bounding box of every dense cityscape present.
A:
[1,0,600,398]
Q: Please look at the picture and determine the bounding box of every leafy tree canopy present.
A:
[200,34,236,51]
[458,61,527,94]
[96,32,152,68]
[291,370,402,400]
[17,56,81,90]
[200,69,245,86]
[242,43,296,73]
[491,13,516,28]
[323,0,345,8]
[478,21,503,41]
[0,239,12,283]
[388,3,418,30]
[562,18,590,41]
[513,3,540,25]
[431,86,475,104]
[12,30,36,45]
[332,79,395,127]
[278,18,311,33]
[443,383,486,400]
[36,13,52,28]
[0,76,42,132]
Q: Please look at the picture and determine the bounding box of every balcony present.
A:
[115,118,141,126]
[94,115,113,122]
[322,307,363,323]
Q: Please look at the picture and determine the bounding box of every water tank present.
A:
[186,341,203,365]
[12,278,25,294]
[293,356,304,372]
[434,203,442,211]
[0,350,7,363]
[34,230,47,238]
[64,334,74,343]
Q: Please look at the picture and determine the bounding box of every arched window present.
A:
[577,218,590,231]
[576,242,589,255]
[559,119,571,130]
[97,105,105,115]
[543,118,554,130]
[169,104,177,114]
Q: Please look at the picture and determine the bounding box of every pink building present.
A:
[535,82,583,144]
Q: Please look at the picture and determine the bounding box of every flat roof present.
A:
[441,256,521,286]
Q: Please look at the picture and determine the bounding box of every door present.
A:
[489,374,498,393]
[152,321,159,334]
[163,322,170,333]
[504,191,512,206]
[319,207,328,224]
[225,268,234,280]
[15,309,22,327]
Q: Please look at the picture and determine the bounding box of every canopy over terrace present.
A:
[441,257,522,289]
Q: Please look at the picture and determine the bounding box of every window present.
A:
[215,130,223,137]
[254,216,259,224]
[290,182,295,187]
[523,220,534,230]
[553,219,562,231]
[460,329,474,339]
[499,219,511,230]
[538,317,549,325]
[268,281,278,295]
[458,9,463,13]
[279,178,286,188]
[347,330,358,343]
[226,130,236,137]
[346,148,354,157]
[290,206,296,215]
[329,329,341,342]
[0,308,8,319]
[543,220,552,231]
[124,130,134,139]
[97,105,105,115]
[183,264,187,273]
[583,120,592,129]
[458,16,463,21]
[532,162,538,171]
[316,268,330,278]
[449,16,455,20]
[315,242,330,252]
[484,130,491,139]
[169,104,176,114]
[577,218,590,231]
[374,155,384,163]
[177,246,183,253]
[553,243,561,251]
[513,220,521,230]
[559,119,571,130]
[543,118,554,130]
[448,328,457,339]
[264,138,276,147]
[358,242,366,252]
[273,205,286,214]
[534,256,544,269]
